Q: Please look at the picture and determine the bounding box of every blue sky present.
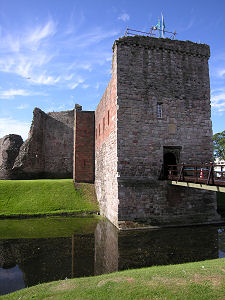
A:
[0,0,224,140]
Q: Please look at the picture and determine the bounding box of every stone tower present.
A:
[95,36,219,227]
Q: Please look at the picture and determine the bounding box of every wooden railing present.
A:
[167,164,225,186]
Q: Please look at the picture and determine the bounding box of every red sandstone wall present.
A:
[95,47,119,226]
[95,77,117,149]
[74,111,95,183]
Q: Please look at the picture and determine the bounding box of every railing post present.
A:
[178,164,184,181]
[194,165,197,183]
[207,163,214,185]
[212,164,215,185]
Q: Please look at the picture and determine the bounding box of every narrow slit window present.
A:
[83,160,86,167]
[103,117,105,133]
[157,103,163,118]
[96,128,97,139]
[99,124,100,136]
[107,110,110,125]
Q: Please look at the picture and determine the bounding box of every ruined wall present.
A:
[114,36,218,225]
[95,46,118,226]
[0,135,23,179]
[74,108,95,183]
[12,107,74,179]
[44,110,74,177]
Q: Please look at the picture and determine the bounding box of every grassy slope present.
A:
[0,179,99,216]
[3,258,225,300]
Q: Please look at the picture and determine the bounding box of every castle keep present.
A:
[0,36,219,227]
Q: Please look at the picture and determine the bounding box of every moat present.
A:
[1,216,225,296]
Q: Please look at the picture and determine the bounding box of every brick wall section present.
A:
[114,36,219,225]
[74,110,95,183]
[95,46,119,226]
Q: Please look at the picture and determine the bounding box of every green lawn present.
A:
[3,258,225,299]
[0,179,99,217]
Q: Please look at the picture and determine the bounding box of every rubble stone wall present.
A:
[0,135,23,179]
[8,107,74,179]
[114,36,218,225]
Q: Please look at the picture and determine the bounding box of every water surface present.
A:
[0,217,224,296]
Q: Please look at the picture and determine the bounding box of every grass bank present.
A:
[0,179,99,217]
[3,258,225,299]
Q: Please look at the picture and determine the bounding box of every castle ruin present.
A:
[0,36,220,227]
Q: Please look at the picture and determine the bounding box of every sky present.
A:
[0,0,224,140]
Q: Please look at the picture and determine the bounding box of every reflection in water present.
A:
[0,218,224,296]
[0,265,25,295]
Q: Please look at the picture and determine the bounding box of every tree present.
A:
[213,130,225,160]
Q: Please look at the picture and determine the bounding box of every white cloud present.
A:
[65,28,119,48]
[0,52,53,80]
[118,13,130,22]
[30,73,61,85]
[64,74,74,81]
[0,19,118,90]
[0,19,57,53]
[0,89,31,99]
[211,91,225,112]
[69,78,85,89]
[26,20,56,48]
[67,62,93,72]
[218,69,225,78]
[179,18,195,32]
[0,118,30,140]
[82,84,89,89]
[16,104,29,110]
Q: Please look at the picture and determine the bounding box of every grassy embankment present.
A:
[0,179,99,217]
[2,258,225,300]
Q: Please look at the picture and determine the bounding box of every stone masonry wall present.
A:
[95,45,119,226]
[12,108,46,178]
[44,110,74,177]
[114,36,219,225]
[74,109,95,183]
[0,135,23,179]
[12,107,74,179]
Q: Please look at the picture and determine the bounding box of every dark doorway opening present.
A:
[163,152,177,179]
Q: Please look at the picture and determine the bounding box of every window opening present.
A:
[107,110,110,125]
[157,103,162,118]
[103,117,105,133]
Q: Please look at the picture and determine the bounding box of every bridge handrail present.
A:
[167,163,225,186]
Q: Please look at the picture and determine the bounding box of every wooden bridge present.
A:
[167,163,225,193]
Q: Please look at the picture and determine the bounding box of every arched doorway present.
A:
[163,152,177,179]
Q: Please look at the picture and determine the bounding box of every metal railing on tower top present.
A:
[124,27,177,39]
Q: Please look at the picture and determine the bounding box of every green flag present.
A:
[161,13,165,38]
